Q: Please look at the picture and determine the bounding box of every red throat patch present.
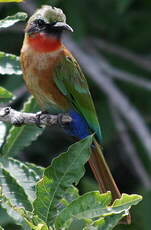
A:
[28,33,62,53]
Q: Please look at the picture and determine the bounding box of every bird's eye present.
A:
[36,19,45,27]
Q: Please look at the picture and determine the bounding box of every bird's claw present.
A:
[57,113,66,128]
[12,118,24,127]
[36,111,48,128]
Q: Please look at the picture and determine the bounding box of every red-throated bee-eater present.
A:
[20,6,130,222]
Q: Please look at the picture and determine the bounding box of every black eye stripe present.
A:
[36,19,45,27]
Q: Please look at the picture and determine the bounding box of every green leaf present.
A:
[0,168,32,211]
[0,12,27,28]
[33,135,93,226]
[55,192,142,229]
[111,193,143,212]
[0,193,32,230]
[19,209,49,230]
[2,96,44,157]
[91,213,125,230]
[58,186,80,213]
[0,52,22,75]
[0,226,4,230]
[1,202,31,230]
[55,191,111,229]
[0,205,13,226]
[25,162,44,179]
[0,122,6,148]
[0,157,42,202]
[83,212,126,230]
[1,192,48,230]
[0,87,13,101]
[64,186,79,205]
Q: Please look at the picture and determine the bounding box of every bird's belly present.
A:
[24,71,69,113]
[24,73,56,111]
[21,50,70,113]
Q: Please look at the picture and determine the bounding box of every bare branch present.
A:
[13,86,27,98]
[92,37,151,72]
[0,107,72,127]
[83,41,151,91]
[91,49,151,91]
[110,104,151,189]
[106,67,151,90]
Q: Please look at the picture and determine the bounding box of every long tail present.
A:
[89,139,131,224]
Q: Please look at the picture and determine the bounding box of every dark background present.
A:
[0,0,151,229]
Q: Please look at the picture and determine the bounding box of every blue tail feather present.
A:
[64,110,90,139]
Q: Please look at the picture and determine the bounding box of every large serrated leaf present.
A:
[1,192,48,230]
[0,158,41,202]
[0,193,32,230]
[55,191,112,229]
[0,52,22,75]
[58,186,80,214]
[55,192,142,229]
[33,135,93,226]
[91,213,125,230]
[64,186,79,205]
[0,205,12,225]
[25,162,44,179]
[111,193,142,212]
[1,202,31,230]
[0,168,32,211]
[2,96,44,157]
[0,87,13,101]
[0,12,27,28]
[15,208,49,230]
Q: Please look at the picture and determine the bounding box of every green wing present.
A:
[54,54,102,143]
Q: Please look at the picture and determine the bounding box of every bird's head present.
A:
[25,5,73,38]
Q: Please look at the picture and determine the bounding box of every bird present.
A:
[20,5,130,224]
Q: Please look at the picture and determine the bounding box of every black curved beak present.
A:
[53,22,73,32]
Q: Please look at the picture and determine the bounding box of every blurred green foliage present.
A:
[0,0,151,229]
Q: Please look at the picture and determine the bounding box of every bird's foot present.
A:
[57,113,66,128]
[12,118,24,127]
[36,111,48,128]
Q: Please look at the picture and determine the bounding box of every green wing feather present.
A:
[55,53,124,208]
[54,54,102,143]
